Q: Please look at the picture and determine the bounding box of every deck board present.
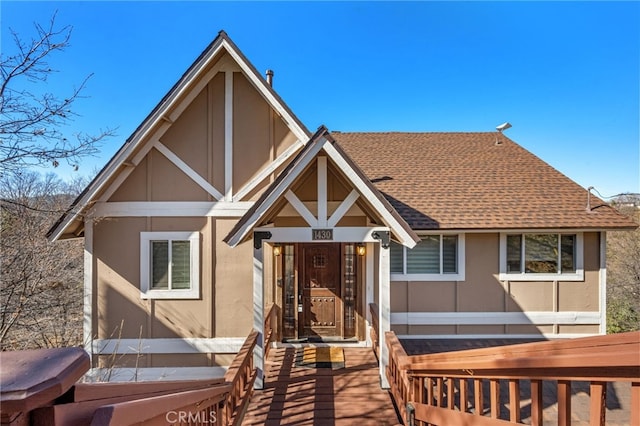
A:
[242,347,401,425]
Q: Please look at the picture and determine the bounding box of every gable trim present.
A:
[328,189,360,228]
[154,141,224,200]
[224,70,233,201]
[48,31,311,241]
[232,141,303,202]
[284,190,317,227]
[92,201,252,217]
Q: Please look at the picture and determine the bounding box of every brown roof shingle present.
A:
[332,132,637,230]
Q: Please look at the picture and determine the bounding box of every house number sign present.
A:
[312,229,333,241]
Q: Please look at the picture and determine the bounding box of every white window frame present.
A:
[391,234,465,282]
[140,231,200,299]
[499,232,584,281]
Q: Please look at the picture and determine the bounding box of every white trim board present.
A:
[93,337,246,355]
[255,226,391,243]
[599,232,607,335]
[396,333,601,340]
[83,367,228,383]
[390,311,601,326]
[93,201,252,217]
[154,141,224,200]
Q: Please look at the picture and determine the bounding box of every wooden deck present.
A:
[242,347,401,425]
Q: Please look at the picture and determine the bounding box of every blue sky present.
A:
[2,1,639,197]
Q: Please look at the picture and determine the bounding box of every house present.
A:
[48,31,637,388]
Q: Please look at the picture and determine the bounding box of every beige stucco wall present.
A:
[93,216,254,367]
[391,232,603,336]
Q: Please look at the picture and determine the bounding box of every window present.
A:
[500,233,583,281]
[390,234,465,281]
[140,232,200,299]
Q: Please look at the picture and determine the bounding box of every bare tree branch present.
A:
[0,11,115,174]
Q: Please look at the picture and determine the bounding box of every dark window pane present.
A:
[506,235,522,273]
[442,236,457,273]
[390,242,404,273]
[561,235,576,273]
[171,240,191,289]
[525,234,558,273]
[151,241,169,289]
[408,236,439,273]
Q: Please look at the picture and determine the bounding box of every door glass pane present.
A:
[390,242,403,273]
[442,236,457,273]
[525,234,558,273]
[561,235,576,273]
[407,236,439,273]
[506,235,522,273]
[151,241,169,289]
[283,245,296,337]
[171,240,191,289]
[344,244,356,338]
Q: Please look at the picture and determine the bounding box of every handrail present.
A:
[386,331,640,426]
[223,329,258,425]
[90,384,230,426]
[263,303,277,360]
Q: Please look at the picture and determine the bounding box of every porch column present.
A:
[252,233,267,389]
[84,219,94,364]
[379,240,391,389]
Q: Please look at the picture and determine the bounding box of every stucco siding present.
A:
[214,219,253,337]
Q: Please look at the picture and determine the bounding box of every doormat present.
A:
[296,347,345,369]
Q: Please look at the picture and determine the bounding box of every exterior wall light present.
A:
[356,244,366,256]
[273,245,282,257]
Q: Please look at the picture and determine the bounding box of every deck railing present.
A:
[222,330,259,425]
[1,319,273,425]
[263,303,278,360]
[386,331,640,426]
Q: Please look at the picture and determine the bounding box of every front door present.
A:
[299,243,342,338]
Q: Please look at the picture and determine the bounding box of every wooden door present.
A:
[299,244,342,338]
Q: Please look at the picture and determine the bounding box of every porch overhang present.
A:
[224,126,419,249]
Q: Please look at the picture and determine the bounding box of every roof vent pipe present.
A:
[586,186,594,212]
[266,69,274,86]
[495,122,512,145]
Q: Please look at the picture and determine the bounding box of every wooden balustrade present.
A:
[386,331,640,426]
[223,330,259,425]
[263,303,278,360]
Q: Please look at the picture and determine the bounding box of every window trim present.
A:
[140,231,200,299]
[499,232,584,281]
[390,233,465,282]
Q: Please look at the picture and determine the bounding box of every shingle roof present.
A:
[332,132,637,230]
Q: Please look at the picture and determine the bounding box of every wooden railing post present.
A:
[509,379,520,423]
[447,378,455,410]
[474,379,483,416]
[589,382,606,426]
[557,380,572,426]
[489,379,500,419]
[530,379,543,426]
[459,379,469,413]
[632,382,639,426]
